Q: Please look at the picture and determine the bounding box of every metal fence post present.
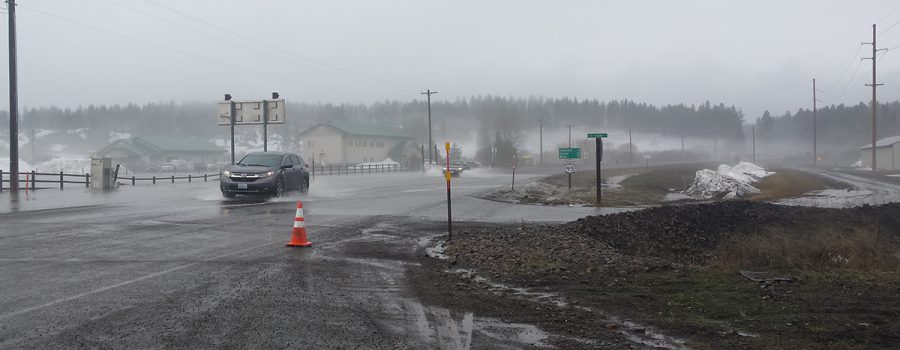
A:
[60,172,64,190]
[86,173,90,188]
[204,174,208,182]
[171,175,175,183]
[132,176,136,186]
[329,165,332,176]
[188,174,192,183]
[31,170,35,190]
[1,170,4,191]
[152,176,156,184]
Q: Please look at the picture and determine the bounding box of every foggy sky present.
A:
[1,0,900,120]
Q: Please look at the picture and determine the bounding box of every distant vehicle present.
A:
[220,151,310,198]
[159,163,176,172]
[444,162,468,177]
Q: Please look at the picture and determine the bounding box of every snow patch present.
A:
[685,162,773,199]
[109,131,131,142]
[605,174,635,189]
[67,128,88,140]
[34,129,56,138]
[33,157,92,174]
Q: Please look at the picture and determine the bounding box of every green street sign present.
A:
[587,133,608,138]
[559,147,581,159]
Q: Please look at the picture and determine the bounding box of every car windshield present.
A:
[237,154,283,167]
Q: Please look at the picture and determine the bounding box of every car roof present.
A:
[246,151,293,156]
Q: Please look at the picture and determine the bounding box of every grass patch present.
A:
[751,168,851,201]
[591,269,900,349]
[710,226,900,273]
[540,163,711,206]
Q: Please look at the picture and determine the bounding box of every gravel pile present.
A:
[445,201,900,280]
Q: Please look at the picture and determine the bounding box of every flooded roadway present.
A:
[0,168,621,349]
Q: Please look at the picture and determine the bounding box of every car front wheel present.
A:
[300,177,309,194]
[272,178,286,197]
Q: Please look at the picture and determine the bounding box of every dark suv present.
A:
[220,151,310,198]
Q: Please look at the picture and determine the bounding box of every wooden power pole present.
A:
[863,24,885,171]
[8,0,19,191]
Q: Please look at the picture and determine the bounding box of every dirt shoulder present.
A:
[481,164,849,207]
[426,202,900,349]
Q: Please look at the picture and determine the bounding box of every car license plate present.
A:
[238,183,248,189]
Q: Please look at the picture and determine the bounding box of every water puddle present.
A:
[439,262,687,349]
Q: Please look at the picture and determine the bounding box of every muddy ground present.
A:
[422,201,900,349]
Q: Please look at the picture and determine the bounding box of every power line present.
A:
[823,4,900,93]
[103,0,403,90]
[879,20,900,35]
[143,0,421,91]
[16,4,382,100]
[876,2,900,27]
[828,50,888,105]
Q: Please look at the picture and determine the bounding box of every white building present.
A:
[298,121,416,166]
[861,135,900,170]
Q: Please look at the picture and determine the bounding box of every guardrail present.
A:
[0,169,222,191]
[309,163,404,178]
[0,170,91,191]
[0,163,408,191]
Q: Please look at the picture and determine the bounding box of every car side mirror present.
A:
[282,164,294,169]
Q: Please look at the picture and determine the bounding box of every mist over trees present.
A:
[0,97,748,162]
[757,101,900,153]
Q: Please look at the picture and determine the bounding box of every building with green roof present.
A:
[94,136,226,172]
[298,121,416,166]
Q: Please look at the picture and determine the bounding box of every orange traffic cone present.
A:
[286,200,312,247]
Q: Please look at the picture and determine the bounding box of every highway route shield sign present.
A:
[565,162,575,174]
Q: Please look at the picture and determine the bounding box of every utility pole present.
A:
[813,79,822,166]
[628,129,633,163]
[713,137,718,161]
[8,0,20,191]
[752,127,756,164]
[863,24,885,171]
[421,89,437,163]
[31,128,35,165]
[539,119,543,166]
[567,124,572,147]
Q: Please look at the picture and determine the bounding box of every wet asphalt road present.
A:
[0,168,614,349]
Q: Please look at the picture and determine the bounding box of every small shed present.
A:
[861,135,900,170]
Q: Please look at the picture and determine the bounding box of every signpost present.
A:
[559,147,581,189]
[587,133,608,207]
[218,93,286,162]
[445,142,452,240]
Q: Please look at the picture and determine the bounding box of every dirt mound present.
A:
[568,201,832,263]
[445,201,900,280]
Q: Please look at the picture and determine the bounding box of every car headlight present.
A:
[223,170,231,176]
[259,170,275,178]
